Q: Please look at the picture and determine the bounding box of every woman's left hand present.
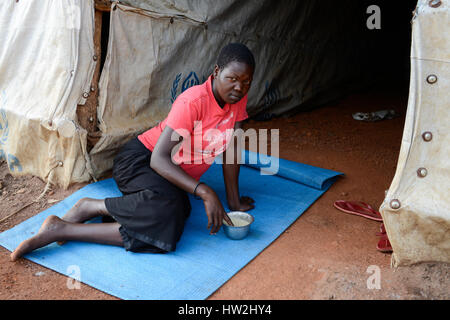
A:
[230,196,255,212]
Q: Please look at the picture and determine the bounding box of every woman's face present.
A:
[212,61,253,106]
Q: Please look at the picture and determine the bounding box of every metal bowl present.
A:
[222,211,254,240]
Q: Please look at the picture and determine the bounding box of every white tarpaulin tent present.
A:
[0,0,448,266]
[0,0,96,187]
[380,1,450,266]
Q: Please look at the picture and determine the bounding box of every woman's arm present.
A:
[222,121,255,212]
[151,125,233,234]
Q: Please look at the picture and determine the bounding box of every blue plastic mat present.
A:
[0,151,342,300]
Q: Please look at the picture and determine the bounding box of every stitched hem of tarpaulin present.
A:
[118,226,174,253]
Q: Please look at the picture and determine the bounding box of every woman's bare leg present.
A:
[57,198,112,245]
[10,215,123,262]
[61,198,110,224]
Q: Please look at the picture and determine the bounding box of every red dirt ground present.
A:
[0,85,448,300]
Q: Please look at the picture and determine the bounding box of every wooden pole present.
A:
[76,8,103,152]
[95,0,112,12]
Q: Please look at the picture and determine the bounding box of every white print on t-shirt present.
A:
[200,128,234,162]
[215,111,233,129]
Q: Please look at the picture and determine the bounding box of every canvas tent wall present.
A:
[0,0,448,266]
[0,0,96,187]
[380,1,450,266]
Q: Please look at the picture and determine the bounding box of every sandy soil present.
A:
[0,85,448,300]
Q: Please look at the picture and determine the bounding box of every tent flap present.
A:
[380,0,450,266]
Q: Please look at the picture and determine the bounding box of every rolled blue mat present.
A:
[242,149,341,190]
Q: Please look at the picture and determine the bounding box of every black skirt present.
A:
[104,137,191,253]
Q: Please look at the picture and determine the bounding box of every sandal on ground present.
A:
[333,200,383,222]
[376,234,393,253]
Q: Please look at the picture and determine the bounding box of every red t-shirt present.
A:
[138,75,249,180]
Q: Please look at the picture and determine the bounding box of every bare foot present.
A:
[10,215,66,262]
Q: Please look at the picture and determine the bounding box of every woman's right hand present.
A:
[197,184,234,234]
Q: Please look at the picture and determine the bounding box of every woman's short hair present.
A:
[216,43,255,71]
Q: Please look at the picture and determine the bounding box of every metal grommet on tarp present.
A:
[429,0,442,8]
[417,167,428,178]
[426,74,438,84]
[422,131,433,142]
[82,92,90,98]
[390,199,401,210]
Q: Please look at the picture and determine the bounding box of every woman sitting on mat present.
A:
[10,43,256,261]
